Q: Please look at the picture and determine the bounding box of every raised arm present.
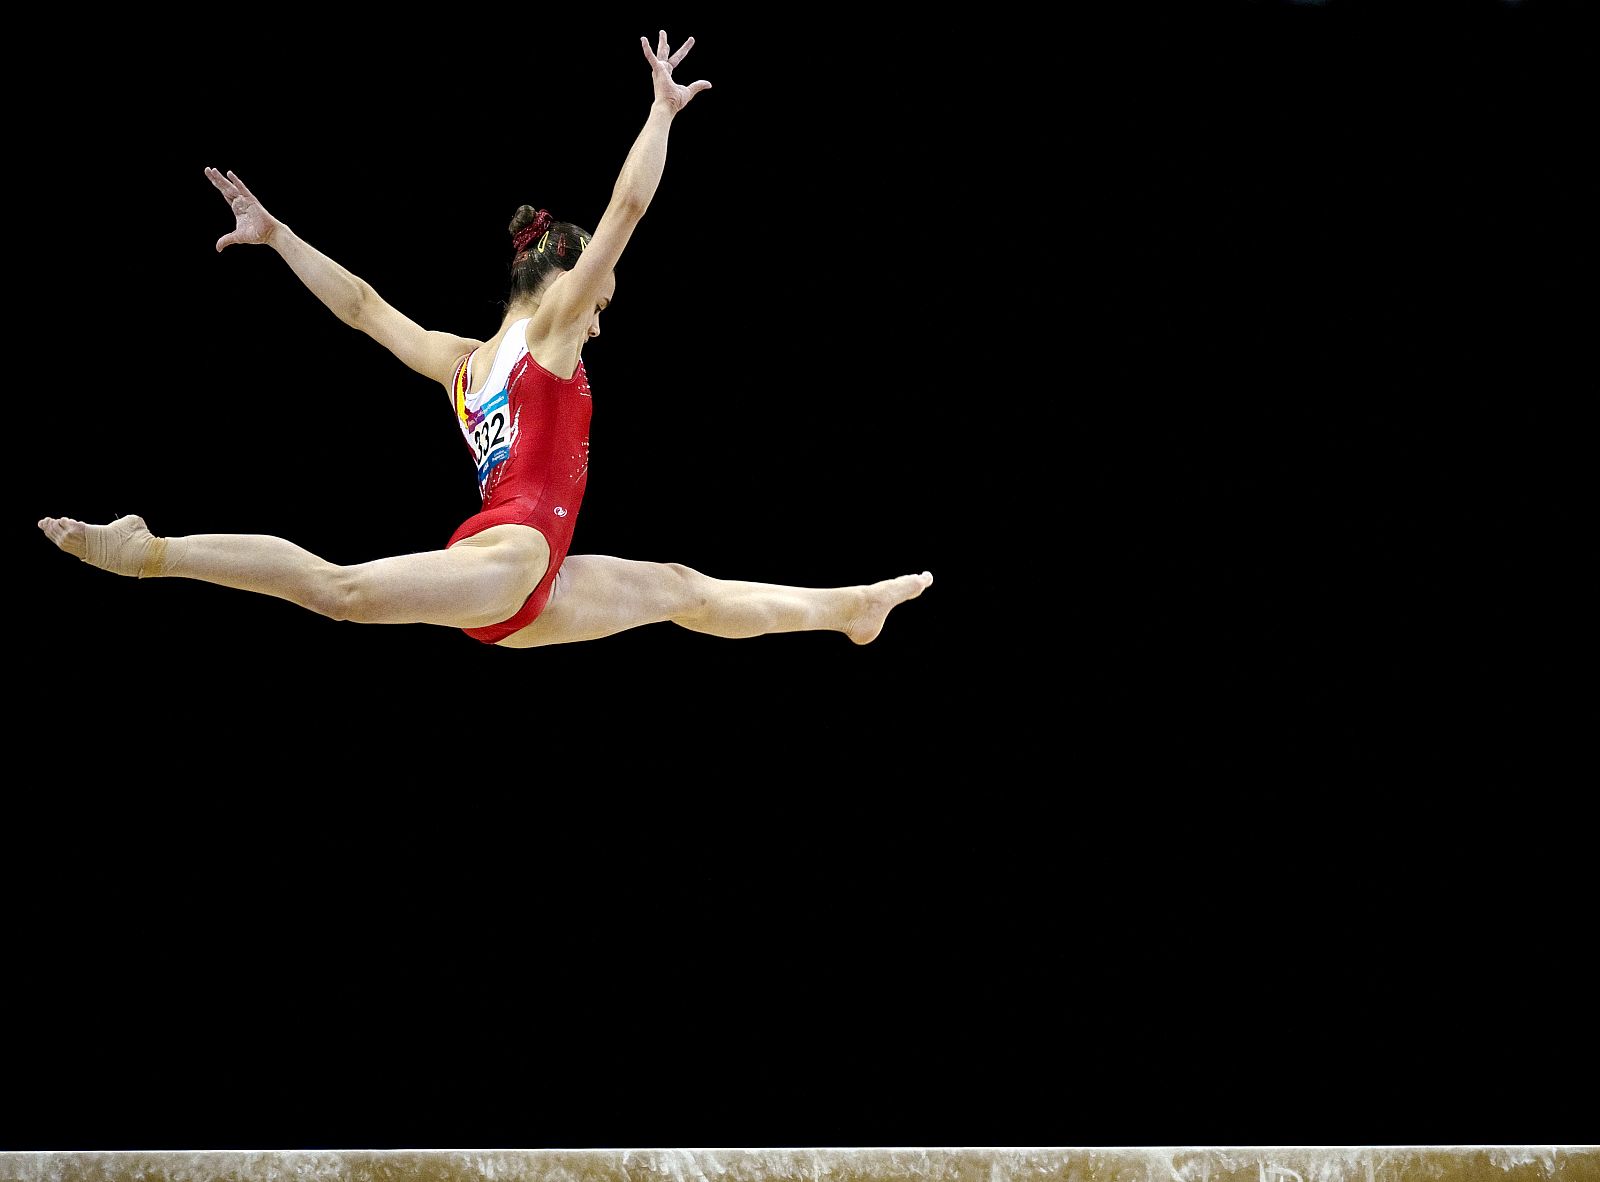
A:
[539,30,712,328]
[204,166,478,386]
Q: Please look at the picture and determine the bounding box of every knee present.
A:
[663,562,712,619]
[311,565,363,623]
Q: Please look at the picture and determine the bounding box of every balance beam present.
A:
[0,1147,1594,1182]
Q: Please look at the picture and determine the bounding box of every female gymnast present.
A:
[39,31,931,649]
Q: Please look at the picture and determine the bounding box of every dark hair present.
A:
[503,204,593,311]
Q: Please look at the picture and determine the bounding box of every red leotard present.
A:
[445,317,592,643]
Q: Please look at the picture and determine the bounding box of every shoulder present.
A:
[523,302,585,381]
[426,331,488,390]
[448,344,476,383]
[521,321,585,380]
[355,294,483,389]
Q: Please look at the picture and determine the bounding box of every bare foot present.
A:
[39,514,165,578]
[845,571,933,645]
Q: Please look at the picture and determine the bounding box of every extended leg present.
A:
[39,514,548,630]
[498,554,932,648]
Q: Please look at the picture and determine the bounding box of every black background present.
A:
[7,1,1591,1153]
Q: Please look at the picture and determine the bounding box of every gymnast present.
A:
[39,30,931,649]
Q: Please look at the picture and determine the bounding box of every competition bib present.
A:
[454,360,512,491]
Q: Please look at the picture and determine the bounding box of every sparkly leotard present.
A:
[445,318,592,643]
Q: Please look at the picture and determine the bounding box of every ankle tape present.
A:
[139,536,169,579]
[80,520,167,578]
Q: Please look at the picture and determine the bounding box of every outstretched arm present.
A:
[540,30,712,327]
[204,166,478,386]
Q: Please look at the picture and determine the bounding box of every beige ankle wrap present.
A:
[139,536,169,579]
[80,517,167,578]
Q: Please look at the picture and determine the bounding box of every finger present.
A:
[687,80,712,97]
[657,29,669,61]
[205,167,232,195]
[640,35,657,64]
[226,169,257,201]
[669,35,694,68]
[216,232,239,252]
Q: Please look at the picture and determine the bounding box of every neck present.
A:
[503,299,539,330]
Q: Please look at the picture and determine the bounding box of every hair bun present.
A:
[512,209,554,254]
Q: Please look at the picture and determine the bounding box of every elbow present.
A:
[612,191,649,221]
[345,282,373,328]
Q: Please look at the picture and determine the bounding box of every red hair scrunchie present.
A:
[512,209,553,254]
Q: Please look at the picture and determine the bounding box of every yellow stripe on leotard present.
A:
[454,354,470,426]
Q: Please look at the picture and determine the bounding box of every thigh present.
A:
[493,554,698,648]
[343,524,549,628]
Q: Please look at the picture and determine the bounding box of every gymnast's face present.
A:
[586,271,617,343]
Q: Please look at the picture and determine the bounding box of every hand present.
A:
[640,30,711,114]
[204,166,284,251]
